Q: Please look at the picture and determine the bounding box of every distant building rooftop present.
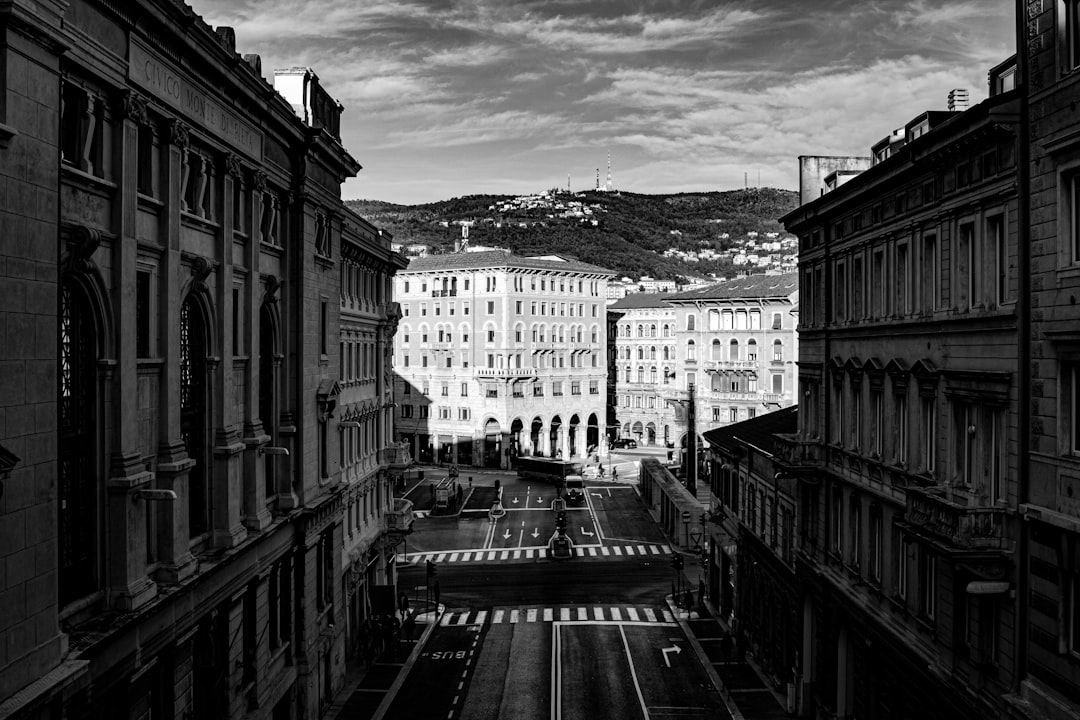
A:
[665,273,797,302]
[607,293,673,310]
[702,405,798,457]
[402,249,614,276]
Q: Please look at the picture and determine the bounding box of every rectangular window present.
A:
[895,527,908,600]
[953,400,975,486]
[136,269,152,358]
[1069,172,1080,265]
[831,488,843,556]
[232,286,242,356]
[921,551,937,619]
[441,383,449,397]
[921,396,937,473]
[896,243,909,315]
[1068,0,1080,71]
[320,301,328,355]
[869,506,882,583]
[849,496,861,568]
[590,380,598,395]
[419,405,430,418]
[461,382,468,396]
[400,405,413,418]
[957,222,976,309]
[487,301,495,314]
[987,214,1007,305]
[516,301,523,314]
[871,389,883,456]
[894,392,908,466]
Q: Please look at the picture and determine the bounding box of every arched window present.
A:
[687,315,696,331]
[749,373,759,393]
[638,367,645,383]
[181,295,209,538]
[663,346,670,361]
[637,324,644,338]
[730,339,740,361]
[650,323,657,337]
[711,339,722,361]
[650,366,658,383]
[260,303,279,499]
[637,347,645,360]
[708,310,720,331]
[687,340,696,361]
[650,346,657,360]
[625,366,632,382]
[663,324,671,338]
[748,339,758,361]
[773,340,783,362]
[59,282,100,605]
[663,367,672,385]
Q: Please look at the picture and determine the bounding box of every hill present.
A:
[344,188,798,280]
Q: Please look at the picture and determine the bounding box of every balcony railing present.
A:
[710,391,756,401]
[904,487,1008,550]
[386,498,414,533]
[761,392,784,404]
[774,433,822,467]
[380,443,412,469]
[431,290,457,297]
[474,367,537,378]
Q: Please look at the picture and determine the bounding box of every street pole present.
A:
[687,382,697,497]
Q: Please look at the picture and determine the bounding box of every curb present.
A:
[369,606,443,720]
[665,594,746,720]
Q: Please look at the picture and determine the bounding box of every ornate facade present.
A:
[0,2,404,719]
[781,61,1021,719]
[393,251,612,468]
[608,275,798,452]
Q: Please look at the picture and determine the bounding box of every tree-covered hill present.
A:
[345,187,798,280]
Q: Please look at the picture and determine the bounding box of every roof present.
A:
[607,293,673,310]
[702,405,798,457]
[402,250,614,276]
[665,273,797,302]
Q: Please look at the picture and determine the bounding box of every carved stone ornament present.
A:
[263,274,281,304]
[168,119,190,150]
[251,170,267,193]
[190,256,214,294]
[118,90,149,125]
[225,153,243,179]
[65,226,102,275]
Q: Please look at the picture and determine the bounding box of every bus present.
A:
[516,457,585,504]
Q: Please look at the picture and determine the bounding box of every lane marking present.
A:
[613,547,623,556]
[625,546,635,556]
[513,550,522,560]
[526,549,535,559]
[440,613,454,626]
[501,551,509,560]
[592,607,604,620]
[560,608,571,622]
[637,545,647,555]
[487,551,496,560]
[449,552,460,562]
[627,608,640,622]
[493,610,504,624]
[510,609,520,624]
[527,608,538,623]
[601,547,611,556]
[552,623,562,720]
[610,607,622,621]
[588,547,597,557]
[543,608,553,622]
[650,546,660,555]
[643,608,657,623]
[436,553,447,562]
[456,613,470,626]
[475,610,488,625]
[577,607,588,621]
[619,624,650,720]
[461,552,471,562]
[662,609,675,623]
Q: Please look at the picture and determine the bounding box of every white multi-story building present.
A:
[393,250,614,468]
[609,274,798,448]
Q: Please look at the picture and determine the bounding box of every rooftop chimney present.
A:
[947,88,970,112]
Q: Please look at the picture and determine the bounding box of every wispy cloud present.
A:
[188,0,1015,203]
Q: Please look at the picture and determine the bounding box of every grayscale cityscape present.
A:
[0,1,1075,720]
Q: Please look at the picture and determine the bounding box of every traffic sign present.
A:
[682,510,691,522]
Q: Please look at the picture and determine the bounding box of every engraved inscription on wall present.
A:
[129,39,263,162]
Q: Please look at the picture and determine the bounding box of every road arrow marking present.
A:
[512,497,519,504]
[536,497,542,504]
[531,528,540,539]
[580,527,595,537]
[661,645,682,667]
[503,530,511,540]
[591,493,603,497]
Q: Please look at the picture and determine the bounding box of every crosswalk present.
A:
[437,605,678,627]
[399,543,672,565]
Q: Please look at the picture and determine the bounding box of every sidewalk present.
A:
[322,606,441,720]
[666,546,791,719]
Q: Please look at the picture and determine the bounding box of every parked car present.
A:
[611,438,638,449]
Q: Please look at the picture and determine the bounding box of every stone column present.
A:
[211,155,246,548]
[106,90,155,609]
[156,120,195,583]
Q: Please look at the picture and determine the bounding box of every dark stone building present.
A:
[781,60,1022,719]
[0,2,406,718]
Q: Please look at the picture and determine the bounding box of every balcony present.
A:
[773,433,822,467]
[429,342,454,350]
[475,367,537,379]
[761,392,784,404]
[386,498,414,533]
[431,290,457,297]
[380,442,412,469]
[703,360,759,372]
[904,487,1009,550]
[710,391,756,401]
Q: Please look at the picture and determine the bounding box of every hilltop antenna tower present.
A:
[605,152,612,192]
[596,168,600,191]
[567,173,571,193]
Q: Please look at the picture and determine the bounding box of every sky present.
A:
[189,0,1015,205]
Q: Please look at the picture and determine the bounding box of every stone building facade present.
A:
[609,275,798,452]
[781,61,1022,719]
[393,250,612,468]
[0,2,405,719]
[1013,2,1080,717]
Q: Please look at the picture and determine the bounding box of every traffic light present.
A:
[670,553,684,571]
[426,559,436,577]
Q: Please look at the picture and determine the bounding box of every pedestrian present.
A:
[429,483,435,501]
[469,476,473,489]
[457,484,463,507]
[402,613,415,642]
[721,631,733,663]
[698,579,707,613]
[398,591,409,620]
[598,464,605,478]
[612,467,618,481]
[684,589,694,614]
